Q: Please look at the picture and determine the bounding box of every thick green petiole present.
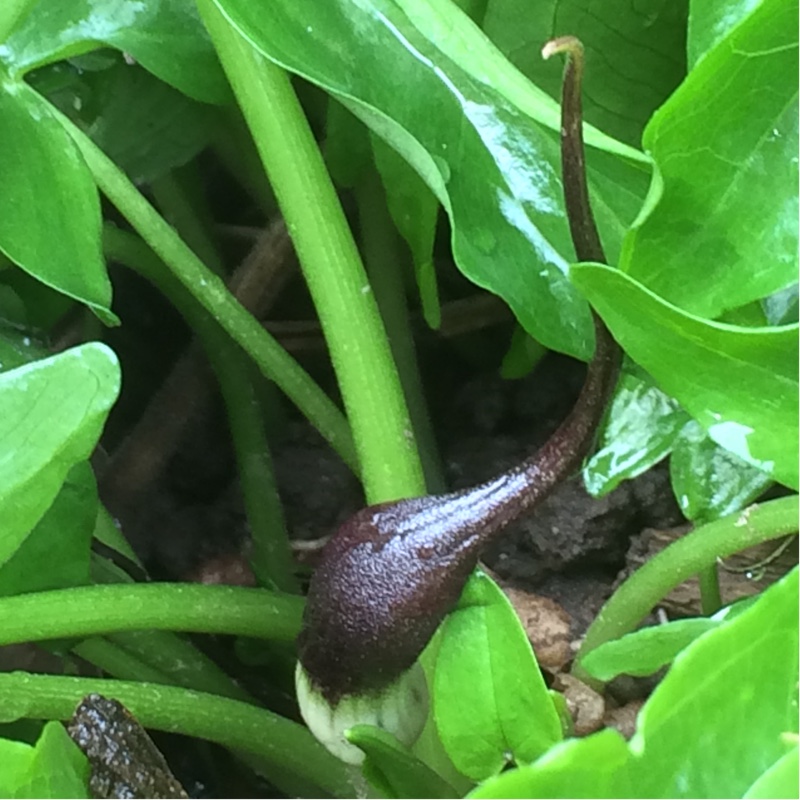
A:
[197,0,427,504]
[0,673,355,798]
[0,584,303,647]
[574,495,799,681]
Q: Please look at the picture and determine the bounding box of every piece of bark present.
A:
[603,700,644,740]
[502,587,573,672]
[68,695,187,799]
[553,673,605,736]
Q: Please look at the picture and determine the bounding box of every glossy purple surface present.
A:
[299,317,619,703]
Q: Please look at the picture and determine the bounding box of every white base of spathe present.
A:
[295,660,429,764]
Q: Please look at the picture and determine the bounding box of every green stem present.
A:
[121,183,298,593]
[107,631,254,702]
[698,563,722,615]
[574,495,799,681]
[89,519,257,702]
[72,637,173,685]
[0,673,355,798]
[356,173,445,493]
[53,110,358,473]
[0,584,303,646]
[218,363,298,591]
[198,0,426,504]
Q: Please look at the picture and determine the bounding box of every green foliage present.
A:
[670,420,774,523]
[434,571,562,780]
[347,725,456,799]
[0,86,114,322]
[0,0,795,796]
[469,568,799,798]
[0,345,120,569]
[573,264,798,489]
[482,0,688,147]
[0,722,90,799]
[622,0,797,319]
[583,370,690,496]
[207,0,650,360]
[0,462,97,596]
[1,0,228,102]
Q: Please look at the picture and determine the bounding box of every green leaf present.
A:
[628,567,799,797]
[80,62,221,184]
[571,263,799,490]
[0,462,97,597]
[0,269,76,332]
[670,419,773,523]
[763,284,799,326]
[499,327,547,379]
[687,0,763,68]
[622,0,798,319]
[482,0,688,147]
[371,135,441,329]
[581,618,718,681]
[346,724,456,799]
[325,98,372,189]
[0,0,229,103]
[208,0,651,359]
[467,729,632,799]
[434,570,561,781]
[1,722,89,799]
[744,743,799,799]
[583,370,690,497]
[0,343,120,569]
[0,739,31,796]
[0,326,49,372]
[0,83,115,324]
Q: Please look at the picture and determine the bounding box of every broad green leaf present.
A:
[582,599,758,683]
[744,744,799,799]
[581,618,718,681]
[210,0,651,359]
[483,0,687,147]
[0,285,27,329]
[434,570,561,781]
[0,462,97,597]
[583,370,690,497]
[687,0,764,68]
[763,284,799,326]
[0,83,115,324]
[346,724,456,799]
[0,0,228,104]
[0,327,49,372]
[467,729,632,799]
[572,263,799,490]
[1,722,89,799]
[0,739,31,797]
[80,62,220,184]
[670,419,773,523]
[628,567,799,797]
[622,0,798,319]
[0,343,120,568]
